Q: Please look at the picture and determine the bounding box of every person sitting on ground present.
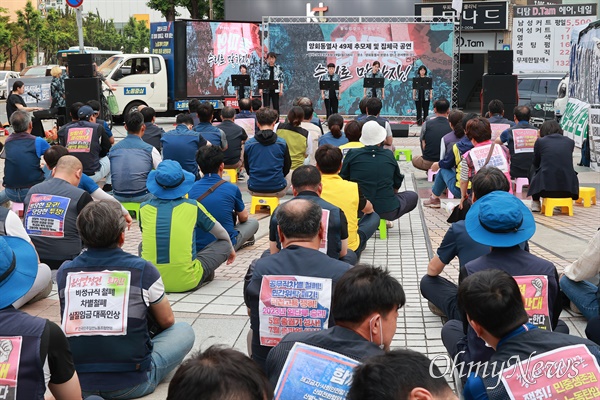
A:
[0,111,50,205]
[442,190,567,369]
[424,112,477,207]
[269,165,355,265]
[300,104,323,165]
[316,144,379,259]
[356,97,369,122]
[57,200,195,399]
[109,111,161,203]
[188,98,201,126]
[439,109,464,162]
[0,236,82,400]
[245,199,352,371]
[363,97,394,148]
[140,160,235,292]
[266,265,405,386]
[411,98,451,172]
[24,156,93,270]
[338,120,364,158]
[495,105,537,181]
[167,345,273,400]
[527,119,579,213]
[194,102,228,151]
[236,98,259,134]
[251,98,262,113]
[58,104,112,186]
[140,106,165,152]
[348,349,457,400]
[460,270,600,400]
[218,106,248,171]
[341,121,418,224]
[319,113,348,147]
[276,106,309,171]
[86,100,115,144]
[459,117,512,208]
[295,97,323,133]
[43,145,133,227]
[162,113,209,180]
[244,107,292,197]
[190,146,258,251]
[486,99,515,126]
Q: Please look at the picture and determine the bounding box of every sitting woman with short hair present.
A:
[527,120,579,212]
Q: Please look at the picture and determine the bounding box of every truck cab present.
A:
[98,54,169,117]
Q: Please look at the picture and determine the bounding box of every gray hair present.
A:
[77,201,126,248]
[9,111,31,133]
[276,198,322,239]
[221,106,235,120]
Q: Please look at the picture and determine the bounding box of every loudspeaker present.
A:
[391,124,409,137]
[67,54,95,78]
[65,77,102,119]
[488,50,513,75]
[482,74,518,120]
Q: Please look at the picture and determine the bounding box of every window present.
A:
[517,79,535,92]
[537,79,559,95]
[152,57,161,74]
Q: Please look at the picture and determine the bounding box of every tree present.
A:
[83,11,122,52]
[16,1,43,66]
[39,8,77,64]
[147,0,224,21]
[0,8,12,66]
[122,17,150,53]
[147,0,178,22]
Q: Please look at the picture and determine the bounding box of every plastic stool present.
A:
[223,168,237,183]
[427,169,438,182]
[576,187,596,207]
[121,202,141,220]
[394,149,413,161]
[541,198,573,217]
[11,202,24,218]
[377,219,387,240]
[446,190,454,199]
[515,177,529,194]
[250,196,279,215]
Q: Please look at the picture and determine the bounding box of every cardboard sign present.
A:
[513,129,538,154]
[66,127,93,153]
[62,271,131,337]
[25,194,71,238]
[0,337,22,400]
[501,344,600,400]
[259,275,332,347]
[468,144,509,173]
[319,209,330,255]
[491,124,511,141]
[274,343,359,400]
[515,275,551,331]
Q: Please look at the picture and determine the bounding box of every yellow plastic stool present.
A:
[223,169,238,183]
[250,196,279,215]
[576,187,596,207]
[121,202,141,220]
[541,198,573,217]
[377,219,387,240]
[394,149,413,161]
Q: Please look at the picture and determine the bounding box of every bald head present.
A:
[53,155,83,186]
[276,198,322,243]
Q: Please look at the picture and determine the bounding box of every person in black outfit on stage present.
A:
[412,66,433,125]
[6,80,45,136]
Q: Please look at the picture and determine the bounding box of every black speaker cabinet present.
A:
[67,54,95,78]
[65,77,102,120]
[391,124,409,137]
[482,74,518,120]
[488,50,513,75]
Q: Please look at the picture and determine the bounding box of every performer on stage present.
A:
[413,65,433,125]
[235,64,253,100]
[260,52,284,113]
[320,63,340,118]
[6,80,45,136]
[363,61,385,100]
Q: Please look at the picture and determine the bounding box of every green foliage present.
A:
[16,1,43,65]
[0,8,12,65]
[122,17,150,53]
[147,0,224,21]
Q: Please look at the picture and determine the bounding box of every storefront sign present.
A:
[457,32,501,52]
[415,1,509,31]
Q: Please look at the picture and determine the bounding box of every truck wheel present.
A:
[123,101,146,119]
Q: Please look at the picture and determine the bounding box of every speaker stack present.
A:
[64,54,102,122]
[482,50,517,120]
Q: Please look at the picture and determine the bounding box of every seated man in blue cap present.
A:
[442,190,567,371]
[140,160,235,292]
[0,235,83,400]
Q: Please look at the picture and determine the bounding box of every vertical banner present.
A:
[150,22,175,101]
[561,98,589,147]
[185,21,262,97]
[588,107,600,172]
[267,22,454,116]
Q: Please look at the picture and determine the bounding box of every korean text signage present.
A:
[414,1,509,31]
[0,337,22,400]
[588,107,600,173]
[512,3,597,72]
[561,98,589,147]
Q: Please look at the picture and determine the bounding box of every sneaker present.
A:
[238,171,248,182]
[386,221,394,229]
[428,301,447,318]
[423,196,441,208]
[530,200,541,212]
[239,236,255,249]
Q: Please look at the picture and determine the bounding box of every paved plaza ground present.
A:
[8,118,600,398]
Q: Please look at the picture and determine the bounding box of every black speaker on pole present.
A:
[488,50,513,75]
[482,74,518,120]
[65,77,102,120]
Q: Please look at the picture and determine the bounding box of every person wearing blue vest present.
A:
[244,107,292,197]
[162,113,208,180]
[0,110,50,204]
[140,106,164,152]
[495,105,536,180]
[109,111,161,203]
[0,235,83,400]
[57,200,195,399]
[461,270,600,400]
[188,98,201,126]
[486,99,515,126]
[194,102,228,150]
[86,100,115,145]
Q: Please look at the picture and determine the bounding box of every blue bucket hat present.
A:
[465,191,536,247]
[0,236,39,309]
[147,160,195,200]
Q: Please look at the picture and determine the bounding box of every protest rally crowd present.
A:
[1,71,600,400]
